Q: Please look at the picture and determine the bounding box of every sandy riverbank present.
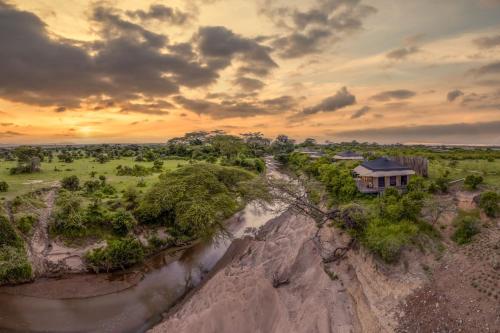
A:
[150,209,363,333]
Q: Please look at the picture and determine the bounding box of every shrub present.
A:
[111,210,137,236]
[61,175,80,191]
[152,159,164,172]
[363,219,418,263]
[464,175,483,190]
[333,204,367,237]
[116,164,152,177]
[452,215,479,245]
[51,190,87,238]
[0,215,22,247]
[479,191,499,218]
[16,214,37,235]
[0,181,8,192]
[318,164,357,203]
[84,199,109,227]
[122,187,140,210]
[147,235,170,251]
[101,184,117,195]
[0,245,32,284]
[85,238,144,273]
[83,180,101,194]
[435,177,449,193]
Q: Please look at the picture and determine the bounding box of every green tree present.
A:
[464,174,483,190]
[61,175,80,191]
[135,163,267,240]
[0,181,8,192]
[10,146,42,174]
[479,191,499,218]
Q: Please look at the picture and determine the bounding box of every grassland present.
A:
[0,158,187,200]
[428,159,500,189]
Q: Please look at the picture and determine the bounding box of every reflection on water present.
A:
[0,159,286,333]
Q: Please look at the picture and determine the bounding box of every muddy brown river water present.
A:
[0,160,285,333]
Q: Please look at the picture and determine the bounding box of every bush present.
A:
[85,238,144,273]
[152,159,164,172]
[83,180,101,194]
[111,210,137,236]
[16,214,37,235]
[0,215,22,247]
[479,191,499,218]
[61,175,80,191]
[464,175,483,190]
[363,219,418,263]
[116,164,152,177]
[434,177,449,193]
[0,181,8,192]
[101,184,117,195]
[318,164,357,203]
[51,190,87,239]
[452,215,479,245]
[0,245,32,284]
[333,204,367,237]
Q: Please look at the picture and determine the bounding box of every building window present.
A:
[390,176,397,186]
[401,175,408,186]
[378,177,385,188]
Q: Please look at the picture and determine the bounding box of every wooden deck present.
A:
[355,179,380,193]
[355,179,408,194]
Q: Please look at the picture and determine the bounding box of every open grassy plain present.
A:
[0,157,187,200]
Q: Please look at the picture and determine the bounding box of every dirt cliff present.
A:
[150,209,425,333]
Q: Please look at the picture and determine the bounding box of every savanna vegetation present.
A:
[1,132,499,282]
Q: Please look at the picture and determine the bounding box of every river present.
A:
[0,158,286,333]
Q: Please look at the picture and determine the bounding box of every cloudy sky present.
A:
[0,0,499,144]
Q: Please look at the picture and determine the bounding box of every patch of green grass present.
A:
[0,157,187,199]
[428,159,500,190]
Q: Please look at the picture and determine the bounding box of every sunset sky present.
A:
[0,0,499,145]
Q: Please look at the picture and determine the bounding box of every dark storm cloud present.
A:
[351,106,370,119]
[370,90,416,102]
[195,26,278,76]
[54,106,67,113]
[473,34,500,49]
[0,2,220,110]
[126,4,192,25]
[259,0,377,58]
[296,87,356,117]
[92,5,168,48]
[469,61,500,77]
[233,77,266,91]
[332,121,500,144]
[0,123,14,126]
[386,46,420,60]
[174,94,298,119]
[447,89,464,102]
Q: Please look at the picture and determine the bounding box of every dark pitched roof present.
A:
[361,157,411,171]
[336,151,362,157]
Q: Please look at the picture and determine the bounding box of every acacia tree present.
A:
[10,146,42,174]
[240,132,271,157]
